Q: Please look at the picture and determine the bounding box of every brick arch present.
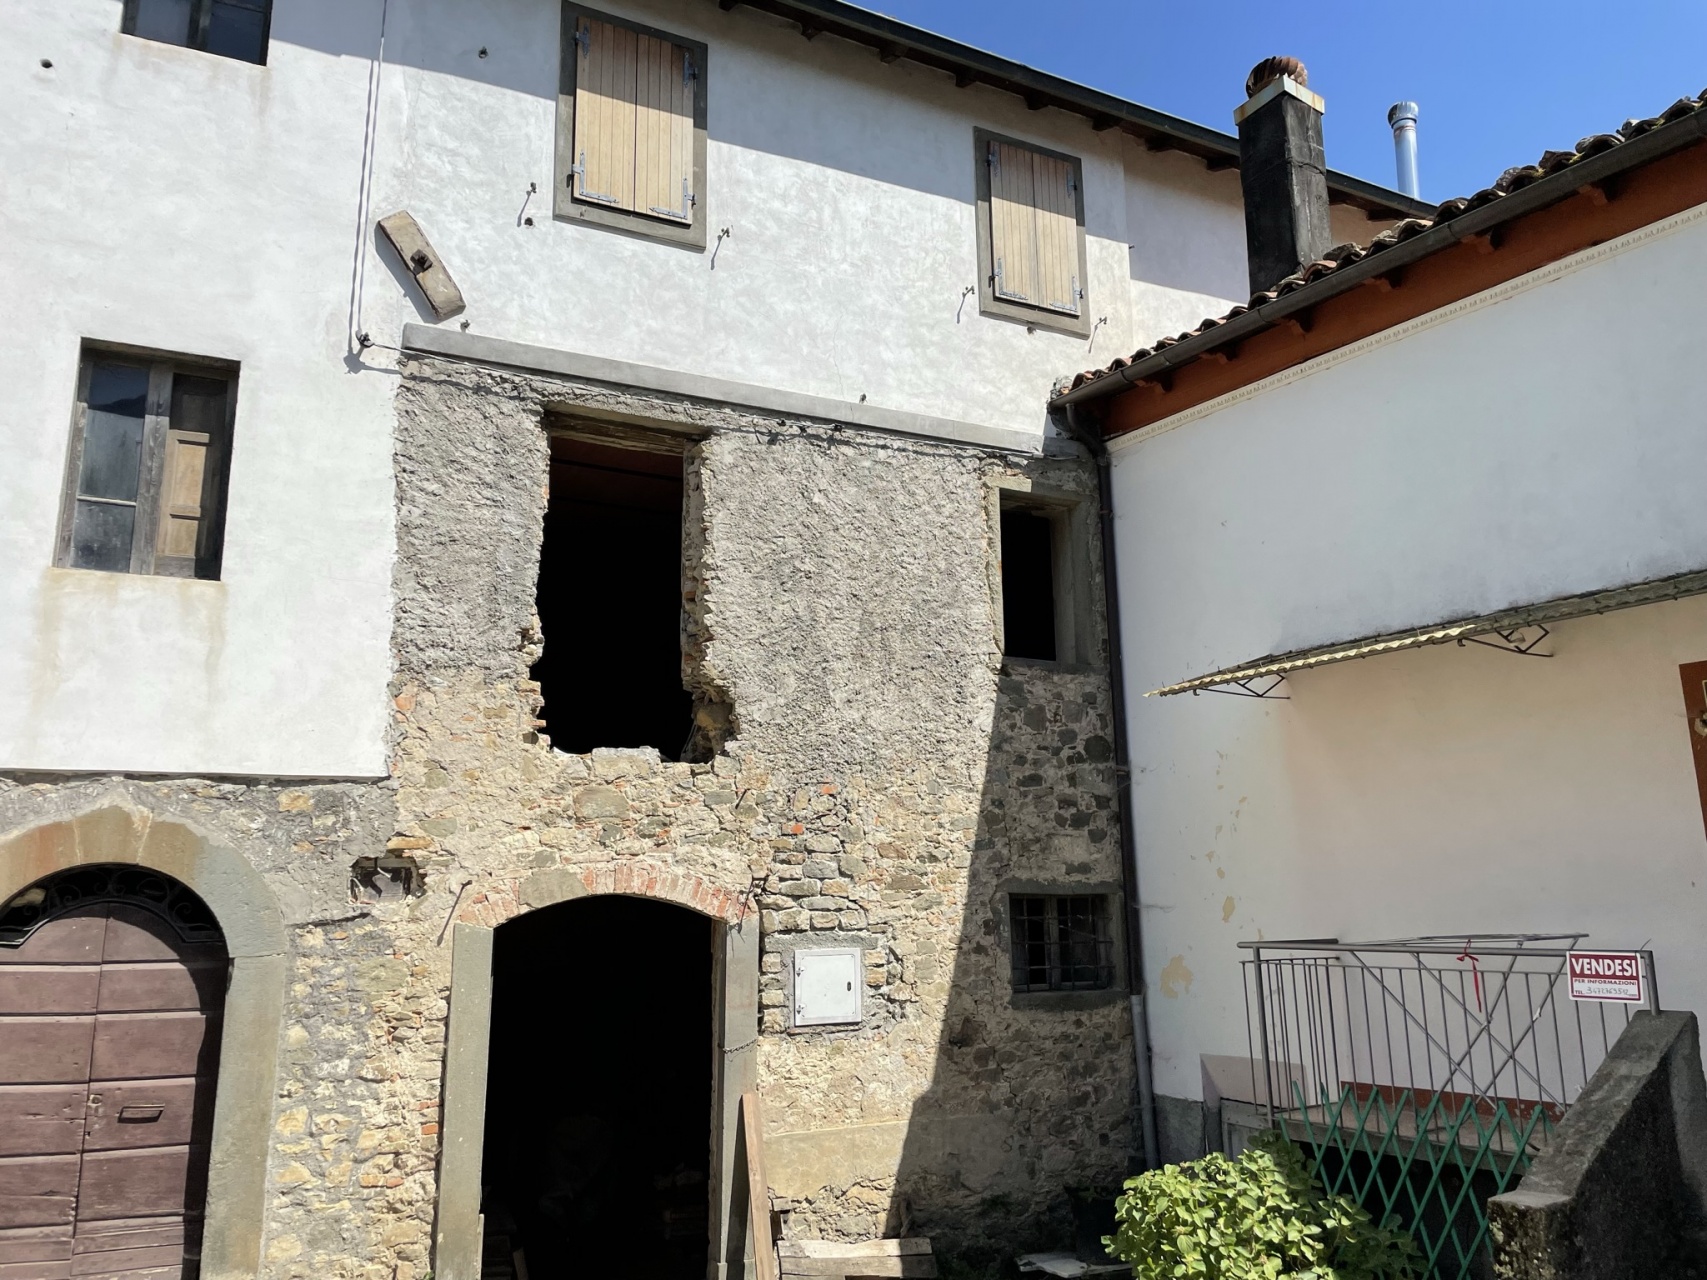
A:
[456,861,748,929]
[0,804,285,1280]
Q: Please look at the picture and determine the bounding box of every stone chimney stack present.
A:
[1235,56,1332,296]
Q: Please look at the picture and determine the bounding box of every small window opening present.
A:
[58,347,237,580]
[1000,504,1058,661]
[1010,894,1114,992]
[123,0,272,64]
[532,433,693,758]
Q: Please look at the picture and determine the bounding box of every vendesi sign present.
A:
[1567,951,1645,1003]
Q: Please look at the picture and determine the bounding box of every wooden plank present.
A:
[779,1258,937,1278]
[778,1239,933,1258]
[0,1086,87,1158]
[741,1092,777,1280]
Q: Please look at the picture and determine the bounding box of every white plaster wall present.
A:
[1125,596,1707,1101]
[1113,207,1707,695]
[360,0,1255,434]
[1106,206,1707,1101]
[0,0,395,776]
[2,0,1265,776]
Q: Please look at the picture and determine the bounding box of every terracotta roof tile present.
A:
[1058,89,1707,397]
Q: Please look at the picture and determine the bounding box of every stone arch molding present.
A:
[0,804,287,1280]
[456,860,751,929]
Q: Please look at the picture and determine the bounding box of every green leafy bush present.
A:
[1103,1132,1418,1279]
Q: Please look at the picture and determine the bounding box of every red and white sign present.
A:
[1567,951,1645,1003]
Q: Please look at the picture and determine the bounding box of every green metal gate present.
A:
[1241,937,1658,1279]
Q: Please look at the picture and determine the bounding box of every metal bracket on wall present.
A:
[1196,675,1289,699]
[1459,624,1552,657]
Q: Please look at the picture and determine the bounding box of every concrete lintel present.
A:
[400,324,1043,456]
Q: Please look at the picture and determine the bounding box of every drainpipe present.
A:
[1059,402,1160,1172]
[1388,101,1420,199]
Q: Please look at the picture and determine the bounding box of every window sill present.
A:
[1009,987,1127,1012]
[1000,656,1097,676]
[553,199,706,251]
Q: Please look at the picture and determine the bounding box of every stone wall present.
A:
[0,349,1138,1279]
[382,352,1137,1273]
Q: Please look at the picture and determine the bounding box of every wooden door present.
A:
[0,898,226,1279]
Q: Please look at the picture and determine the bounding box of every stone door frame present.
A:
[0,805,289,1280]
[433,875,760,1280]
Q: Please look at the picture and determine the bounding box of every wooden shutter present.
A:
[572,17,639,212]
[989,141,1039,306]
[572,15,696,222]
[987,141,1082,317]
[1030,152,1081,315]
[153,375,229,578]
[634,33,695,222]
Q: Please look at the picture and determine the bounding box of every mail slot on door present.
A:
[119,1104,165,1122]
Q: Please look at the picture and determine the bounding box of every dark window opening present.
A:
[533,434,693,758]
[1010,894,1114,992]
[1001,505,1057,661]
[483,896,714,1280]
[123,0,272,64]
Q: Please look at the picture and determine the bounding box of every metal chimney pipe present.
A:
[1388,101,1420,198]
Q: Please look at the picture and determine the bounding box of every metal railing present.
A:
[1241,936,1658,1280]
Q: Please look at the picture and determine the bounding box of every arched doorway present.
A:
[0,864,228,1279]
[479,895,714,1280]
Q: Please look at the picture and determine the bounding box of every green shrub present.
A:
[1103,1131,1418,1279]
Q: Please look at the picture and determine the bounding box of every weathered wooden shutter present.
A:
[989,141,1039,306]
[633,33,695,222]
[572,17,639,212]
[987,141,1082,317]
[153,375,229,578]
[572,16,695,221]
[1030,152,1081,315]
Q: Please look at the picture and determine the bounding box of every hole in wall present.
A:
[532,433,694,758]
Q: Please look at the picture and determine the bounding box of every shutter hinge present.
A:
[1068,173,1078,194]
[573,150,621,204]
[573,23,589,55]
[684,54,697,86]
[994,257,1030,303]
[987,140,999,170]
[647,177,696,222]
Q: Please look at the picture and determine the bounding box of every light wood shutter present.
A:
[987,141,1082,317]
[153,375,229,577]
[634,33,695,222]
[572,14,696,223]
[573,17,639,211]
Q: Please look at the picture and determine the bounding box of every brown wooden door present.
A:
[0,901,226,1280]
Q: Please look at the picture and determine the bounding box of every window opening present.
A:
[482,897,713,1279]
[59,348,236,580]
[533,433,693,757]
[1000,505,1058,661]
[123,0,272,64]
[1010,894,1114,992]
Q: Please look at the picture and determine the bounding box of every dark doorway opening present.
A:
[1000,504,1058,661]
[533,433,693,758]
[481,896,714,1280]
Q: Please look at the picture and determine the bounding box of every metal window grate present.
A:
[1010,894,1114,992]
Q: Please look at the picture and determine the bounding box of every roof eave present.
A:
[1057,102,1707,410]
[710,0,1431,219]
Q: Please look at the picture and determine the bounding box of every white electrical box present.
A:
[792,948,863,1027]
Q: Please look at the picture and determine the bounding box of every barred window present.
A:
[1010,894,1114,993]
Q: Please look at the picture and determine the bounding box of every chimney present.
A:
[1234,56,1332,296]
[1388,101,1420,198]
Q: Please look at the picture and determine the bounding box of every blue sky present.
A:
[867,1,1707,204]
